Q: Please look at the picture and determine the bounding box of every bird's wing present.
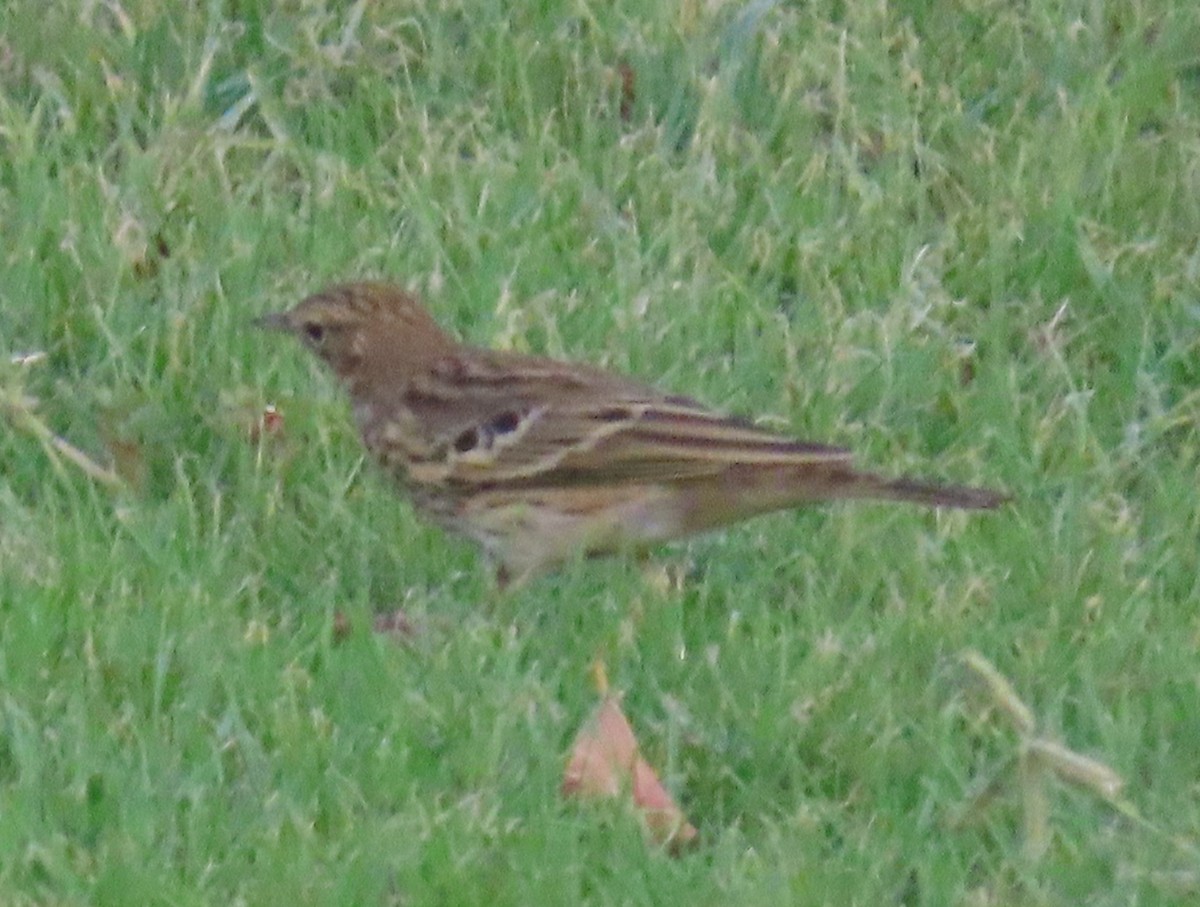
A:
[400,352,851,489]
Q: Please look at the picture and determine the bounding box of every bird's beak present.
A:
[253,311,292,332]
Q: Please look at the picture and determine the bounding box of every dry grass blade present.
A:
[1019,743,1052,861]
[955,648,1132,864]
[1,389,123,489]
[1025,738,1124,801]
[960,649,1037,736]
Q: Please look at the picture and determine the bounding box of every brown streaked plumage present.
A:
[257,281,1009,586]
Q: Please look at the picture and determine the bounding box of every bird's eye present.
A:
[303,322,325,344]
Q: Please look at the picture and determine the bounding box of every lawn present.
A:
[2,1,1199,904]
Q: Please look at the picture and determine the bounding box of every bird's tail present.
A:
[730,462,1011,512]
[855,473,1011,510]
[672,463,1009,539]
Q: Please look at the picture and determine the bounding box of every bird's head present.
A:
[257,282,456,387]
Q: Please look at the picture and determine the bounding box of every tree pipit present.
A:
[258,282,1008,587]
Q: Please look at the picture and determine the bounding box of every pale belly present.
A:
[444,484,688,581]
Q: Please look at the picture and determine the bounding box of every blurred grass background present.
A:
[1,0,1199,903]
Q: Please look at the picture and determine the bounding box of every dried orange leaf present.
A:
[562,696,638,799]
[632,754,698,849]
[562,694,697,851]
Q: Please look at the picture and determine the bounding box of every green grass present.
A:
[2,0,1199,903]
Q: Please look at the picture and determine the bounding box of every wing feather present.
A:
[397,347,850,488]
[408,393,850,489]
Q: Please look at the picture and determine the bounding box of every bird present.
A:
[257,281,1008,587]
